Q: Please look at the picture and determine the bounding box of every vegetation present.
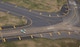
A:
[0,12,27,26]
[77,0,80,2]
[0,42,16,47]
[0,38,80,47]
[2,0,67,12]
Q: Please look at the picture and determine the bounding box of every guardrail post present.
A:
[40,34,43,37]
[49,33,52,36]
[57,32,61,35]
[2,38,6,42]
[57,14,60,17]
[0,27,2,30]
[18,36,21,40]
[68,32,71,35]
[30,35,33,38]
[13,26,16,28]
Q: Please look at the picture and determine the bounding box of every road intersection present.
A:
[0,0,80,42]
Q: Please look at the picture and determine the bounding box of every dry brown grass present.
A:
[16,40,36,47]
[3,0,67,12]
[0,12,27,26]
[0,38,80,47]
[14,38,80,47]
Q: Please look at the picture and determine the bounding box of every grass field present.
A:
[0,12,27,26]
[0,38,80,47]
[2,0,67,12]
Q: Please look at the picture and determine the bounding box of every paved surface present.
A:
[0,0,80,42]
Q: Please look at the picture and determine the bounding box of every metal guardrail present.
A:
[0,30,79,43]
[0,15,28,30]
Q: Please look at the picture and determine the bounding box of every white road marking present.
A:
[29,9,32,12]
[49,14,51,17]
[47,26,54,29]
[68,27,72,30]
[40,12,42,15]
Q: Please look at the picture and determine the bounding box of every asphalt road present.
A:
[63,0,79,25]
[0,0,80,42]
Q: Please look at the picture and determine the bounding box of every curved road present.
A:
[0,0,80,42]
